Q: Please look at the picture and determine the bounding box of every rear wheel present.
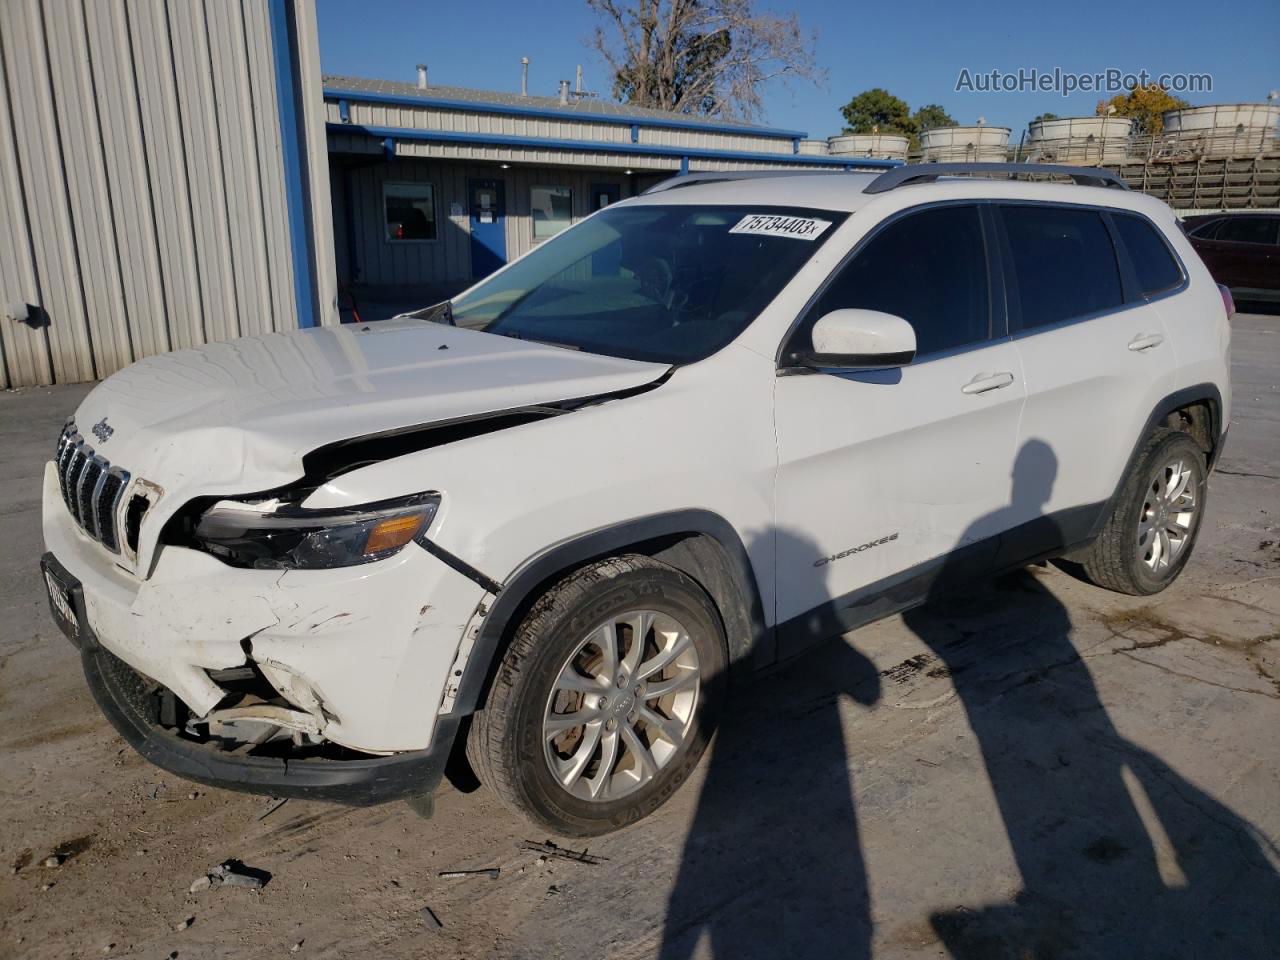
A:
[1080,428,1207,595]
[466,555,726,836]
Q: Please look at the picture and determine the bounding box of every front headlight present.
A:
[193,493,440,570]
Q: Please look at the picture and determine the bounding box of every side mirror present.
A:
[791,308,916,370]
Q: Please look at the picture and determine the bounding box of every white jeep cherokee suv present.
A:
[42,163,1231,836]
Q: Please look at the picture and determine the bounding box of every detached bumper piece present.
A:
[82,644,457,806]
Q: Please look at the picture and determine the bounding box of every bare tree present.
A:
[587,0,823,121]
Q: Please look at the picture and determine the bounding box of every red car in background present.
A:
[1184,213,1279,305]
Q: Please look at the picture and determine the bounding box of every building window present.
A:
[531,185,573,240]
[384,182,436,241]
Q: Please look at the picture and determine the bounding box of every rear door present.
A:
[1193,216,1279,294]
[773,203,1026,652]
[999,203,1179,560]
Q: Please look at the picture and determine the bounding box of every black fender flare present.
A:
[1089,382,1224,541]
[447,509,770,717]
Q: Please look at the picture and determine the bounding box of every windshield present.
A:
[450,204,846,364]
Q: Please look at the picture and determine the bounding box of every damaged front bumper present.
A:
[83,639,459,804]
[41,461,490,803]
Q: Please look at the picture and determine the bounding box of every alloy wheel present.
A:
[542,609,701,802]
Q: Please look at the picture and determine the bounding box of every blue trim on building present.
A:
[337,98,350,123]
[679,155,689,175]
[328,122,900,170]
[323,86,810,139]
[630,123,639,144]
[269,0,317,329]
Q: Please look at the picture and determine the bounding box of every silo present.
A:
[797,139,831,156]
[1025,116,1133,164]
[1161,103,1280,157]
[918,125,1010,162]
[827,133,910,161]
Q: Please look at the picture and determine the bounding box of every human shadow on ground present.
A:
[904,439,1280,959]
[657,527,882,960]
[658,438,1280,959]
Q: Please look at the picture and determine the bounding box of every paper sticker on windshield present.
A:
[729,214,832,241]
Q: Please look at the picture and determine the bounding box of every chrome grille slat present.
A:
[55,422,129,555]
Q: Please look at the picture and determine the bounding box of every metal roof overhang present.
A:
[323,85,810,139]
[326,122,901,169]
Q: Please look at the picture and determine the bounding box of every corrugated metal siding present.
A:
[0,0,329,388]
[336,158,631,288]
[333,99,795,155]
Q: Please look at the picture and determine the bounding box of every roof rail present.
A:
[863,162,1129,195]
[643,168,873,195]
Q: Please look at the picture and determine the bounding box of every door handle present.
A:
[1128,333,1164,352]
[961,371,1015,395]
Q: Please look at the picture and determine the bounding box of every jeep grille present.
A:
[55,423,130,553]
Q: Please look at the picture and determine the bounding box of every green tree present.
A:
[910,103,955,135]
[1033,111,1060,122]
[1097,83,1190,136]
[839,87,912,135]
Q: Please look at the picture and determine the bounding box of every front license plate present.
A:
[42,560,81,644]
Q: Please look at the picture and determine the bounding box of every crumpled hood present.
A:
[72,320,667,514]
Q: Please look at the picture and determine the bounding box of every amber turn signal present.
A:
[363,513,428,555]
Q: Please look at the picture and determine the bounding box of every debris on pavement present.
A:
[256,797,289,822]
[437,868,500,880]
[191,860,272,892]
[41,854,65,868]
[174,917,193,932]
[419,905,443,930]
[519,840,606,865]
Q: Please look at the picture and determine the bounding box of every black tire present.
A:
[1079,428,1208,595]
[466,555,727,837]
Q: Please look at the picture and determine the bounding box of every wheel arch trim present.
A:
[446,509,770,717]
[1092,382,1224,541]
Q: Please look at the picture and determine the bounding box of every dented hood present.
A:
[72,321,668,505]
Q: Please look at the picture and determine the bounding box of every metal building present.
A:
[324,74,897,304]
[0,0,337,389]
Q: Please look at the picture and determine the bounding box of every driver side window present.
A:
[805,205,992,358]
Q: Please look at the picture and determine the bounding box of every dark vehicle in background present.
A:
[1184,213,1279,305]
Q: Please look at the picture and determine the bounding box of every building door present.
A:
[468,179,507,279]
[590,183,621,211]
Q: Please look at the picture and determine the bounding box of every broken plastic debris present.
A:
[437,868,500,880]
[519,839,605,865]
[196,859,272,891]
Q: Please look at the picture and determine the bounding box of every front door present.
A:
[468,179,507,280]
[590,183,621,211]
[773,204,1026,656]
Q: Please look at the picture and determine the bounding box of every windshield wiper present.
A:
[403,299,454,326]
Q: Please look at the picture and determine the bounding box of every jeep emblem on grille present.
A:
[91,418,114,443]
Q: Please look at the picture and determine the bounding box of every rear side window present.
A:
[807,205,990,357]
[1000,206,1124,330]
[1212,217,1279,246]
[1112,213,1183,296]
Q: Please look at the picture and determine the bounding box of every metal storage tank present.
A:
[1025,116,1133,164]
[918,125,1010,162]
[1160,103,1280,157]
[797,139,831,156]
[827,134,909,161]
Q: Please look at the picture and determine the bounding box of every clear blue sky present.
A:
[317,0,1279,138]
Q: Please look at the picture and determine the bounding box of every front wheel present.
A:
[1079,428,1208,595]
[466,555,727,836]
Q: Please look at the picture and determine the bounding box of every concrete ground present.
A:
[1,315,1277,960]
